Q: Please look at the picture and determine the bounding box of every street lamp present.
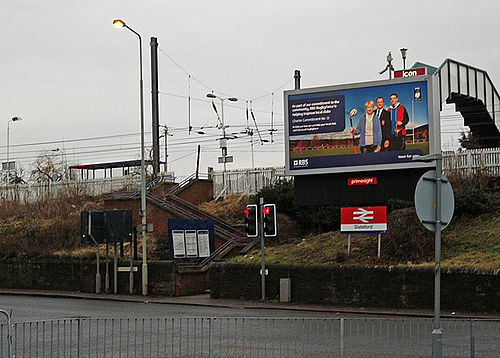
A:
[113,18,148,296]
[6,116,23,190]
[206,93,238,199]
[400,48,408,70]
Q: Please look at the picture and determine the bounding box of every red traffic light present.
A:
[262,207,270,215]
[244,208,250,215]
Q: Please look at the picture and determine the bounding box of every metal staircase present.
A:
[436,58,500,147]
[107,174,248,270]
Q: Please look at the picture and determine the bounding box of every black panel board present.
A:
[80,210,132,244]
[294,168,428,207]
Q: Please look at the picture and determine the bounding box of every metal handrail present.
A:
[149,193,246,243]
[0,309,12,358]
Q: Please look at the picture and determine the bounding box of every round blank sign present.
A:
[414,170,455,232]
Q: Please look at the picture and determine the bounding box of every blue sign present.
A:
[288,93,345,135]
[168,219,215,259]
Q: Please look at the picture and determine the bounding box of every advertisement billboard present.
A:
[284,76,439,175]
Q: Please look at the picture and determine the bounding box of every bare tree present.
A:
[30,151,67,183]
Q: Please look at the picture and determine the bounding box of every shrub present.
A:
[382,207,434,263]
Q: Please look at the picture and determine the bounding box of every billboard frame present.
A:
[283,75,440,176]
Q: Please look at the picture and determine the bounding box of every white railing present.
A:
[443,147,500,176]
[0,176,142,202]
[2,148,499,201]
[210,167,290,197]
[211,148,500,196]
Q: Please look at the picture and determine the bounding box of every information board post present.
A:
[105,244,110,293]
[113,242,118,294]
[129,236,134,294]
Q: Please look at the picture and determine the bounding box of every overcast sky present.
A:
[1,0,499,179]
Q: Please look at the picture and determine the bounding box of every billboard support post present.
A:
[294,69,301,89]
[260,197,266,301]
[347,234,351,255]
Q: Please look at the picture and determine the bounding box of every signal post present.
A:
[244,200,277,301]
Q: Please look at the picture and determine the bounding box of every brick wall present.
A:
[0,256,177,296]
[175,271,210,296]
[177,179,213,206]
[210,263,500,312]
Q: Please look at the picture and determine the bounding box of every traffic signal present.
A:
[244,204,258,237]
[263,204,277,237]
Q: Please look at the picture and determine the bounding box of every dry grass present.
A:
[0,194,103,256]
[231,209,500,270]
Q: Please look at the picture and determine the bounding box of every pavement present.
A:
[0,288,498,319]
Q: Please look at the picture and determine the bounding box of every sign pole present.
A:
[129,237,134,294]
[105,243,110,293]
[432,154,443,358]
[347,234,351,255]
[377,233,381,258]
[260,197,266,301]
[113,242,118,294]
[88,212,101,294]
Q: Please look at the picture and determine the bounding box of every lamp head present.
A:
[206,93,217,99]
[228,97,238,102]
[386,52,393,63]
[112,19,125,29]
[11,116,22,122]
[400,48,408,59]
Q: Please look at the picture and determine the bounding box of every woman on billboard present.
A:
[350,100,382,153]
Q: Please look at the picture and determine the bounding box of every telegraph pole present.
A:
[150,37,160,177]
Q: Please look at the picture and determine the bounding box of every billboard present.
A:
[284,76,439,175]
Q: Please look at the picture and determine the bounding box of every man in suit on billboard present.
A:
[388,93,409,150]
[375,97,392,151]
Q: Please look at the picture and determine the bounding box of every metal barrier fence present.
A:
[0,316,499,357]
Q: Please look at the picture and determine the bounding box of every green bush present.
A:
[253,180,296,219]
[254,180,340,233]
[383,207,434,263]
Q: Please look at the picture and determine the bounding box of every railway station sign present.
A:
[340,206,387,233]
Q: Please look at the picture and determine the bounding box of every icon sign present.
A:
[341,206,387,233]
[394,68,427,78]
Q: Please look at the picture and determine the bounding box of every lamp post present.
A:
[400,48,408,70]
[206,93,237,199]
[113,18,148,296]
[6,116,23,191]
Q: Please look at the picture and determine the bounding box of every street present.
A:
[0,294,497,357]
